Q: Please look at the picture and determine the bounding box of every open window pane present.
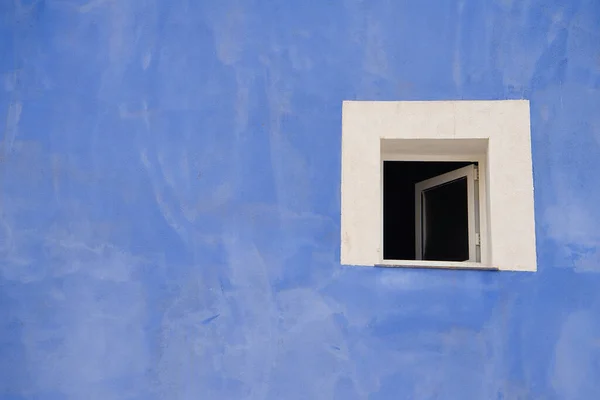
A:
[422,177,469,261]
[415,164,478,262]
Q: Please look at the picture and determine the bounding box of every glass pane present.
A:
[422,177,469,261]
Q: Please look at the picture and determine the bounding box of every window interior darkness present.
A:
[383,161,474,261]
[422,177,469,261]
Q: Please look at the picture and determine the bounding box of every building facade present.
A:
[1,0,600,398]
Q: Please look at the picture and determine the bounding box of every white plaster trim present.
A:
[340,100,537,272]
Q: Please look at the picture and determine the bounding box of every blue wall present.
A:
[1,0,600,399]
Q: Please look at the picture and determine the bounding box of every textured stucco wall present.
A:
[1,0,600,399]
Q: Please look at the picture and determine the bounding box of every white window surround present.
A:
[341,100,537,272]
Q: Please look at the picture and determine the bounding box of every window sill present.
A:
[376,259,498,271]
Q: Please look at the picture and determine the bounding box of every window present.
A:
[414,163,479,262]
[341,100,537,272]
[382,158,485,268]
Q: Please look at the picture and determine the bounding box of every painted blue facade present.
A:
[1,0,600,398]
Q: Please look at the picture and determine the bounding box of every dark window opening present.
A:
[383,161,475,261]
[421,177,469,261]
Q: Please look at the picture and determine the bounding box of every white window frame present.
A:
[341,100,537,272]
[414,164,479,262]
[379,153,489,270]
